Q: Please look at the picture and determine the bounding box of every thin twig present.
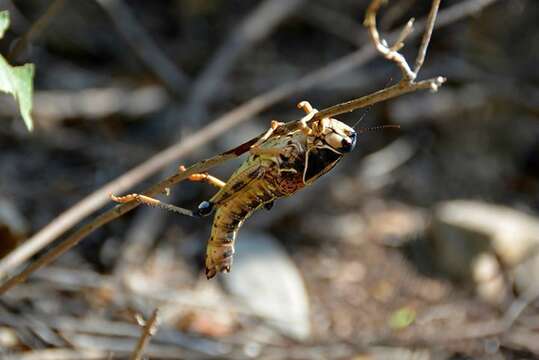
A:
[364,0,416,81]
[326,0,446,120]
[0,311,225,355]
[315,77,445,120]
[131,309,159,360]
[0,0,499,293]
[390,18,415,52]
[415,0,442,73]
[8,0,66,62]
[0,149,238,294]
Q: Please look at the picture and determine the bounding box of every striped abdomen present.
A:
[204,133,307,279]
[205,178,279,279]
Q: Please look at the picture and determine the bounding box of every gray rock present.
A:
[222,231,311,341]
[431,200,539,298]
[512,253,539,294]
[433,201,539,273]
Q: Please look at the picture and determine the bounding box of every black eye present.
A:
[340,132,357,152]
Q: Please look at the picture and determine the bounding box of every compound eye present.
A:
[340,132,356,152]
[195,201,214,217]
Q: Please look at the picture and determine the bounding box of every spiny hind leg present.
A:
[110,165,226,217]
[110,193,195,217]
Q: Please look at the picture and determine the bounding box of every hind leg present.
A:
[110,193,195,217]
[179,165,228,217]
[110,167,228,217]
[178,165,225,189]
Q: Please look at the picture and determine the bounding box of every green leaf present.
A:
[389,307,416,329]
[0,11,8,38]
[0,11,35,131]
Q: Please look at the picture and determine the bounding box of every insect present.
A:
[112,100,388,279]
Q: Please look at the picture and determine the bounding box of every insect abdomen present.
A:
[205,180,277,279]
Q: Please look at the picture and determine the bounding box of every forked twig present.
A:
[0,0,498,294]
[131,309,159,360]
[315,0,445,121]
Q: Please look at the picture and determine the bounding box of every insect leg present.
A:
[297,100,315,114]
[110,193,196,217]
[250,120,285,149]
[178,165,225,189]
[297,101,319,136]
[177,165,222,217]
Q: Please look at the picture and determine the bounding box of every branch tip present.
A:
[429,76,447,92]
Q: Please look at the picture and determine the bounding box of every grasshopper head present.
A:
[319,117,357,153]
[303,118,356,184]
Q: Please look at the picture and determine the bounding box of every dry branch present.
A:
[320,0,446,120]
[0,0,500,295]
[131,309,159,360]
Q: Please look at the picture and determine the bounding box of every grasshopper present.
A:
[113,101,371,279]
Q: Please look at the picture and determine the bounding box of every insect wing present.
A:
[210,162,265,205]
[303,147,343,185]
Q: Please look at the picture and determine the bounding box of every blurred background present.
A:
[0,0,538,359]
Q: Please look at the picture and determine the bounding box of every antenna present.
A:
[353,77,393,129]
[352,106,372,129]
[357,124,401,134]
